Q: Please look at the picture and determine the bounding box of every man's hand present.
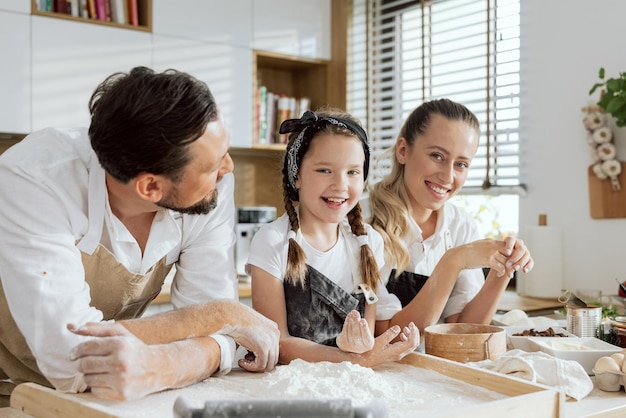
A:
[215,308,280,372]
[336,310,375,354]
[68,322,168,401]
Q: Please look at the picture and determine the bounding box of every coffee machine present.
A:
[235,206,277,279]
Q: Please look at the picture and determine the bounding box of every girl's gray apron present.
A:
[0,243,172,406]
[283,225,377,347]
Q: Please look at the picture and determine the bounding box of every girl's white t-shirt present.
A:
[246,213,402,320]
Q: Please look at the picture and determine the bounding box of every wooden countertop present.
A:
[497,289,564,315]
[4,358,626,418]
[152,277,251,305]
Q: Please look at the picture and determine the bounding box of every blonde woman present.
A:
[369,99,534,334]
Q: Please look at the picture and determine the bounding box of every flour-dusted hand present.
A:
[216,305,280,372]
[336,310,375,354]
[360,322,419,367]
[68,322,173,401]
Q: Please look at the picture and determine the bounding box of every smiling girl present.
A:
[247,109,419,366]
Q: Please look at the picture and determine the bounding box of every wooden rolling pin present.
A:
[173,396,387,418]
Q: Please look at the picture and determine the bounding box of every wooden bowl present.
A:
[424,323,506,363]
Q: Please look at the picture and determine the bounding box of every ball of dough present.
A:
[499,309,528,326]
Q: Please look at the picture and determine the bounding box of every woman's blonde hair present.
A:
[369,99,480,274]
[280,108,380,291]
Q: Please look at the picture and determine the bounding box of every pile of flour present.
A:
[99,358,506,417]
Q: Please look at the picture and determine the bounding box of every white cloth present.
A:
[470,349,593,401]
[0,127,237,391]
[246,213,402,320]
[375,201,485,320]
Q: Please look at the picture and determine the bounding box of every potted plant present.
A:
[589,68,626,127]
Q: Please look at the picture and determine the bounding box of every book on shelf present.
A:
[128,0,138,26]
[276,96,291,144]
[254,88,311,146]
[35,0,48,11]
[69,0,79,16]
[79,0,88,17]
[265,91,277,144]
[94,0,107,21]
[109,0,128,24]
[256,85,268,145]
[86,0,96,19]
[52,0,68,14]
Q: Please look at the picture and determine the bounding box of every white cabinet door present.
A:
[153,0,253,48]
[0,11,30,133]
[31,16,152,131]
[252,0,330,59]
[1,1,30,13]
[153,35,253,148]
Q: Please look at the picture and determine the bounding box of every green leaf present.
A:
[598,92,612,109]
[599,67,605,79]
[589,82,605,96]
[607,78,621,92]
[606,96,626,114]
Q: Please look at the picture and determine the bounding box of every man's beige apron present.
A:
[0,244,172,406]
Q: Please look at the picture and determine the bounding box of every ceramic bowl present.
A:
[528,337,622,374]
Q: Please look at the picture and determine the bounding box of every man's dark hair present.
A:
[88,66,218,183]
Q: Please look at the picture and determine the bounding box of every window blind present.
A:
[348,0,523,194]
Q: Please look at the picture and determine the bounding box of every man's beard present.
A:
[157,188,219,215]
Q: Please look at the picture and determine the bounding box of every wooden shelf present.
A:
[230,147,286,217]
[254,49,330,112]
[30,0,152,32]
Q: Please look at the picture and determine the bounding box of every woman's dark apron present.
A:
[386,229,453,307]
[283,225,376,347]
[0,243,172,406]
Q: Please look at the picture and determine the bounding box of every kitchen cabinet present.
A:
[153,35,253,149]
[0,11,30,134]
[31,16,152,131]
[1,1,29,13]
[252,0,331,60]
[152,0,252,48]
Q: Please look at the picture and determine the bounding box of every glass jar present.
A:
[609,316,626,348]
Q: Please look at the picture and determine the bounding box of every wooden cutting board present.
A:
[9,352,562,418]
[10,383,116,418]
[588,162,626,219]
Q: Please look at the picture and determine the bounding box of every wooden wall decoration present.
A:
[588,161,626,218]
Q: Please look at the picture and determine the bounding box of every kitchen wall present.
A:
[2,1,625,296]
[519,0,626,295]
